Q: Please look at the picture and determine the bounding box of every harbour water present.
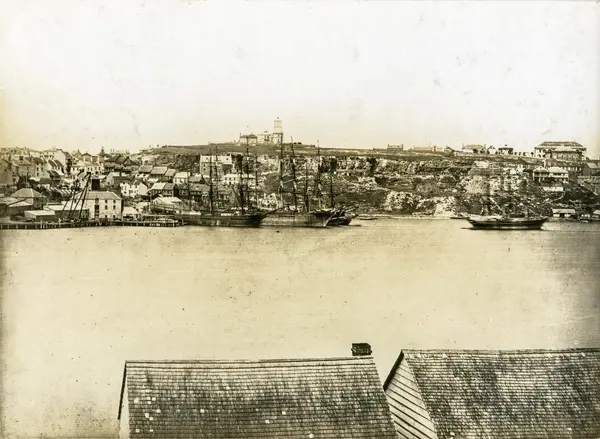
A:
[1,219,599,437]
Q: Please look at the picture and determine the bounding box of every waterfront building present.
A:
[122,206,140,219]
[11,188,44,209]
[383,348,600,439]
[24,209,56,222]
[151,196,185,212]
[0,197,32,216]
[552,208,577,219]
[81,191,122,219]
[44,201,89,220]
[117,343,396,439]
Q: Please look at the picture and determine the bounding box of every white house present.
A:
[120,181,138,198]
[173,172,190,185]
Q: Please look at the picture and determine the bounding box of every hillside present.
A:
[144,148,600,216]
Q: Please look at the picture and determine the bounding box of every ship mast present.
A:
[290,137,298,212]
[315,139,322,210]
[208,147,214,215]
[214,144,220,212]
[303,158,310,212]
[245,140,251,210]
[254,154,259,211]
[278,140,286,209]
[328,158,335,209]
[238,150,245,215]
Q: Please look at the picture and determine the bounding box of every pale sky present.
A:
[1,1,598,156]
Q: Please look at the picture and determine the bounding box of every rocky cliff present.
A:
[155,151,600,216]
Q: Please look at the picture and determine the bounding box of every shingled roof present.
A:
[118,357,396,438]
[383,349,600,439]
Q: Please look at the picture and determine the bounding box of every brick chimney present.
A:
[351,343,372,357]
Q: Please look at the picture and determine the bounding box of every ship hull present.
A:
[176,212,266,228]
[329,217,352,226]
[467,216,549,230]
[328,212,355,226]
[262,211,334,228]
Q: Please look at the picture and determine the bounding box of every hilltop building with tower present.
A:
[238,118,284,146]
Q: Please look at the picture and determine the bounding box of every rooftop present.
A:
[547,166,569,173]
[537,141,585,150]
[384,348,600,439]
[150,166,168,175]
[119,356,396,438]
[84,191,121,201]
[138,165,153,173]
[12,188,44,199]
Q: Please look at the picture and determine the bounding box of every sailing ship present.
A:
[262,139,336,228]
[175,146,267,227]
[466,169,548,230]
[326,173,356,226]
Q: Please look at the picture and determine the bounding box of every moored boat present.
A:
[466,167,549,230]
[176,211,266,227]
[357,214,378,221]
[262,209,334,228]
[262,139,337,228]
[466,215,549,230]
[328,208,357,226]
[172,144,267,228]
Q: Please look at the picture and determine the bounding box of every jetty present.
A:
[0,218,184,230]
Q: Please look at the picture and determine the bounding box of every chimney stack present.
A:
[352,343,372,357]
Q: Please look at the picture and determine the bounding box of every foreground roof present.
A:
[384,349,600,439]
[119,357,396,438]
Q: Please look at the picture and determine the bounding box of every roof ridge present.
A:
[125,356,374,365]
[402,348,600,355]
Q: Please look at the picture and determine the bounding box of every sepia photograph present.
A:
[0,1,599,438]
